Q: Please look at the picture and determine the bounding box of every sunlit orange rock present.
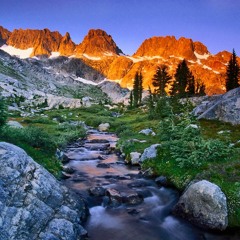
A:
[75,29,123,57]
[6,28,76,56]
[0,26,11,45]
[133,36,199,60]
[193,41,209,55]
[59,32,76,56]
[107,57,133,79]
[1,25,240,96]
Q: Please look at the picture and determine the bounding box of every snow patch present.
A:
[74,77,98,85]
[203,65,212,70]
[196,59,202,65]
[83,54,101,61]
[104,51,114,56]
[194,52,210,59]
[49,52,60,58]
[170,55,184,60]
[0,45,33,59]
[188,60,196,64]
[126,56,142,63]
[74,77,111,86]
[126,56,164,63]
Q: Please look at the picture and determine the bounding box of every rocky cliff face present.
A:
[133,36,207,60]
[1,25,239,95]
[75,29,123,57]
[0,142,88,240]
[59,32,76,56]
[6,28,76,57]
[0,26,11,46]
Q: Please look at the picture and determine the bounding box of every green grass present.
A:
[0,111,86,177]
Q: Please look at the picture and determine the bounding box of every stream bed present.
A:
[63,130,239,240]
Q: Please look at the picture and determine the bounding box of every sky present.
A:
[0,0,240,55]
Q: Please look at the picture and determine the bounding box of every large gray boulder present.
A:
[0,142,88,240]
[129,152,141,165]
[139,128,156,136]
[140,144,161,162]
[173,180,228,230]
[193,87,240,125]
[98,123,110,132]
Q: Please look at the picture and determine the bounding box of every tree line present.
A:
[129,49,240,108]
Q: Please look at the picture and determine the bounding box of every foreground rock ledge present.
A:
[173,180,228,231]
[0,142,88,240]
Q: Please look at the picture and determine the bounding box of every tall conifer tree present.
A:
[0,98,7,128]
[226,49,240,91]
[133,71,143,107]
[138,72,143,104]
[152,65,172,96]
[171,59,196,97]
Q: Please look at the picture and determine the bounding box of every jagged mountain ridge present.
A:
[0,26,239,95]
[0,48,130,108]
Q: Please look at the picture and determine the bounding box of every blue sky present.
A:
[1,0,240,55]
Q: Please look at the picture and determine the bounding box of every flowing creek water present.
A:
[63,130,239,240]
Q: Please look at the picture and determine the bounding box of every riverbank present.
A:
[2,104,240,229]
[61,128,240,239]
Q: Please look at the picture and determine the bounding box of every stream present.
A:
[62,129,239,240]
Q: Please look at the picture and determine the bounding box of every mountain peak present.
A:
[133,35,209,60]
[64,32,71,40]
[59,32,75,56]
[88,29,110,37]
[75,29,123,57]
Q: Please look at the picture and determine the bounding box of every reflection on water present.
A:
[63,131,240,240]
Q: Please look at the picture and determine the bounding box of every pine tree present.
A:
[196,79,206,96]
[226,49,240,91]
[147,86,155,119]
[133,71,143,107]
[171,59,196,97]
[138,72,143,104]
[129,90,133,108]
[169,79,178,96]
[133,72,139,107]
[152,65,172,96]
[186,75,195,96]
[0,98,7,128]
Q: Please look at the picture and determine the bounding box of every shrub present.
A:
[0,98,8,128]
[85,116,110,127]
[0,125,56,151]
[22,126,56,151]
[157,110,233,169]
[23,117,53,124]
[56,122,86,148]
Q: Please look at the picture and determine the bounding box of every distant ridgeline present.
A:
[0,25,239,95]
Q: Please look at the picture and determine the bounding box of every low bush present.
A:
[0,125,56,151]
[0,98,7,128]
[157,111,232,169]
[23,117,53,124]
